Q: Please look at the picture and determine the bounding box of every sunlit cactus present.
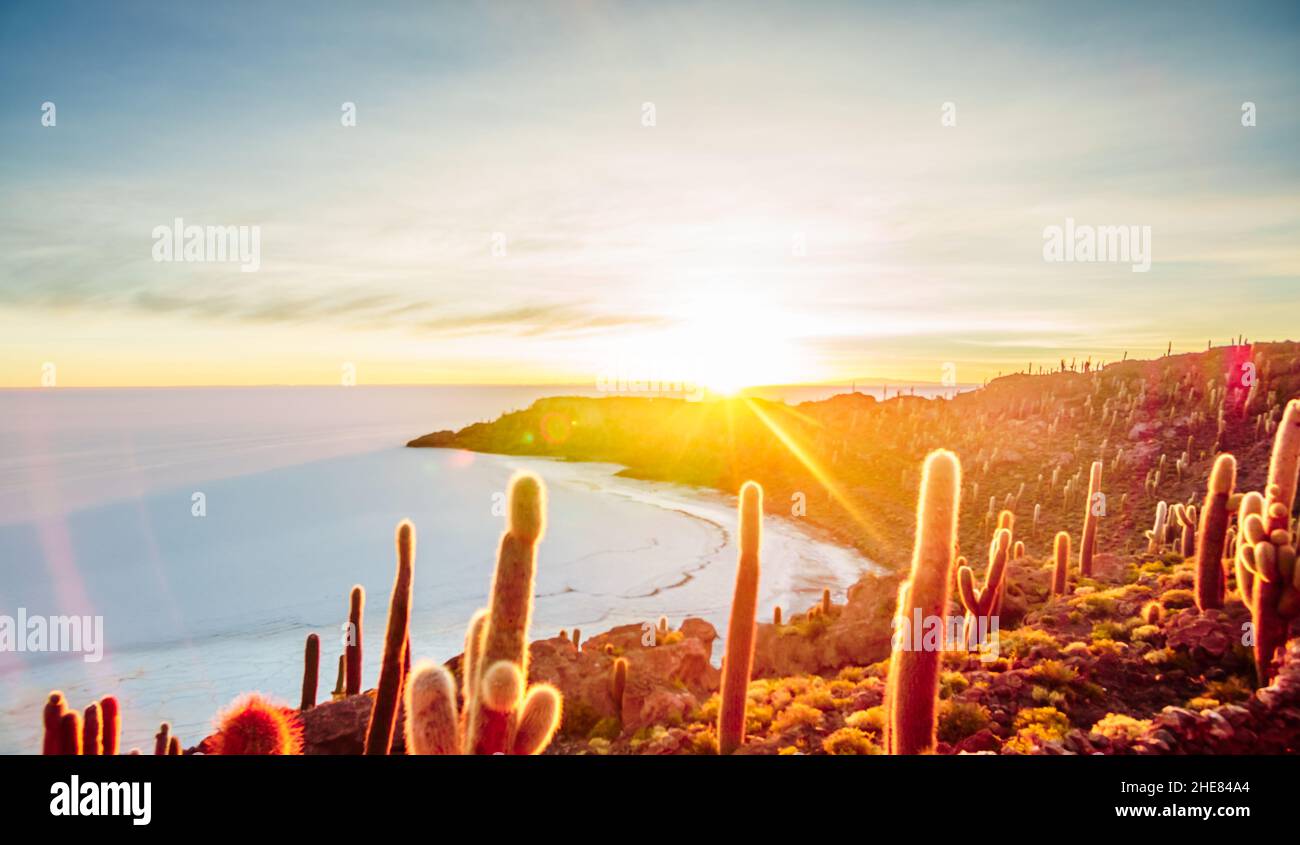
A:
[82,702,102,755]
[886,450,960,755]
[301,633,320,711]
[207,694,303,755]
[154,722,170,756]
[1052,531,1071,596]
[346,585,364,696]
[1266,399,1300,514]
[821,588,832,615]
[42,692,65,755]
[571,628,581,650]
[1195,454,1236,611]
[60,711,82,755]
[100,696,120,756]
[331,654,346,701]
[451,472,564,756]
[611,656,628,724]
[719,481,762,755]
[167,736,181,755]
[1080,461,1102,576]
[957,527,1010,647]
[404,661,460,755]
[365,519,416,755]
[1146,501,1168,555]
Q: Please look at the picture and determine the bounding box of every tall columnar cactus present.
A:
[1079,461,1102,576]
[1146,501,1168,555]
[60,711,82,755]
[301,633,320,711]
[1267,399,1300,514]
[42,692,66,755]
[1176,504,1198,558]
[331,654,346,700]
[1052,531,1071,596]
[956,528,1010,647]
[773,606,782,626]
[82,702,102,755]
[168,736,181,755]
[718,481,762,755]
[154,722,170,756]
[1195,454,1236,611]
[886,450,960,755]
[611,657,628,724]
[365,520,416,755]
[100,696,120,756]
[408,473,563,756]
[821,588,831,615]
[345,585,364,696]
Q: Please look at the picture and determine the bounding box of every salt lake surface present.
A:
[0,386,876,753]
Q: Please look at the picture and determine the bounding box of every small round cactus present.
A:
[207,694,303,755]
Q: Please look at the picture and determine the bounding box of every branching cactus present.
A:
[956,528,1010,648]
[301,633,320,711]
[100,696,120,756]
[1052,531,1071,596]
[407,473,563,756]
[345,585,364,696]
[1195,454,1236,611]
[886,450,960,755]
[719,481,762,755]
[1080,461,1102,576]
[365,520,416,755]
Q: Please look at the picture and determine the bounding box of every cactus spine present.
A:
[345,585,364,696]
[100,695,120,756]
[1195,454,1236,611]
[718,481,762,755]
[365,520,415,755]
[1052,531,1071,596]
[887,450,960,754]
[301,633,320,711]
[1080,460,1102,576]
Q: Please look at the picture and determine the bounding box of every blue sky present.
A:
[2,0,1298,386]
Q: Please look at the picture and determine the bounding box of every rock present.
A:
[300,692,396,755]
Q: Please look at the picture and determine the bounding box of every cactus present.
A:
[301,633,320,711]
[656,615,669,639]
[1012,540,1025,560]
[1080,461,1102,576]
[331,653,346,701]
[1195,454,1236,611]
[1267,399,1300,514]
[956,528,1011,647]
[345,585,364,696]
[773,605,782,626]
[1052,531,1071,596]
[611,656,628,725]
[414,472,564,756]
[571,628,581,650]
[154,722,170,756]
[886,450,960,755]
[100,696,120,756]
[365,520,416,755]
[821,588,831,615]
[1176,504,1198,558]
[1146,501,1168,554]
[82,702,102,755]
[42,692,65,755]
[207,694,303,755]
[168,736,181,755]
[718,481,762,755]
[60,711,82,755]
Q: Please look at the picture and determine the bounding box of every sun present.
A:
[668,292,811,395]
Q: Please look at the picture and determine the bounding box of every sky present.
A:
[1,0,1298,389]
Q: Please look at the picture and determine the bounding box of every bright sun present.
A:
[669,293,809,395]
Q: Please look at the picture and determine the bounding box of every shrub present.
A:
[939,671,970,699]
[936,700,990,744]
[772,703,824,733]
[821,727,882,755]
[999,628,1060,659]
[1029,659,1078,686]
[845,705,886,735]
[1013,706,1069,741]
[1160,589,1196,609]
[1091,713,1150,742]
